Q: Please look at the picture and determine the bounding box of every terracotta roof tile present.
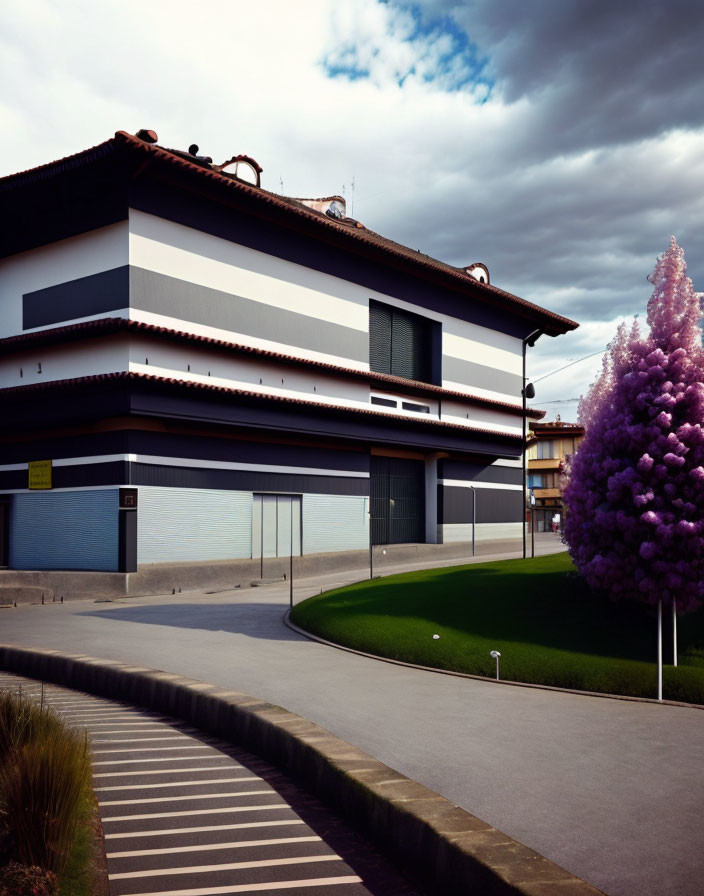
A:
[0,371,523,444]
[0,318,545,420]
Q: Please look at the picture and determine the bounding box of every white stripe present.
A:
[0,486,122,495]
[102,803,289,822]
[440,478,523,491]
[443,379,518,406]
[0,454,368,478]
[96,776,257,792]
[93,745,215,755]
[93,756,230,767]
[99,789,271,806]
[120,875,361,895]
[104,819,305,839]
[106,835,320,859]
[132,454,369,479]
[93,765,237,778]
[493,458,523,468]
[89,728,194,735]
[130,220,368,332]
[78,719,171,726]
[109,853,340,881]
[92,736,193,744]
[444,331,522,376]
[130,306,370,373]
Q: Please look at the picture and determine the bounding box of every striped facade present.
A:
[0,131,577,572]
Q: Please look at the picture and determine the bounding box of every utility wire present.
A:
[531,349,606,384]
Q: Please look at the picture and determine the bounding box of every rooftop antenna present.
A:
[279,176,284,193]
[351,175,355,218]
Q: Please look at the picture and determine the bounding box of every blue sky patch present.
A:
[322,0,493,99]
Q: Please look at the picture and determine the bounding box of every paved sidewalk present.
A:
[1,538,702,896]
[0,672,419,896]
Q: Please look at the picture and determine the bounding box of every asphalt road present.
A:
[1,538,702,896]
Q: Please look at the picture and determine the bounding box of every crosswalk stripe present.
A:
[106,835,321,858]
[104,819,306,840]
[122,877,362,896]
[102,803,290,822]
[99,789,272,806]
[96,776,258,792]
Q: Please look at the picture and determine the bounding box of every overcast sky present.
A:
[3,0,703,420]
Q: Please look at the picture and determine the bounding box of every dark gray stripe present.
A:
[443,354,522,398]
[0,462,368,497]
[439,484,522,524]
[23,267,129,329]
[22,265,368,362]
[0,430,370,473]
[129,267,367,362]
[130,463,368,496]
[439,460,523,486]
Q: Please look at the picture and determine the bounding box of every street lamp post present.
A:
[522,330,541,559]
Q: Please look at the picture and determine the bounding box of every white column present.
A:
[425,455,439,544]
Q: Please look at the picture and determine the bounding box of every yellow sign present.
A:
[28,460,52,490]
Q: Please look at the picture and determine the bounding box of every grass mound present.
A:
[291,553,704,703]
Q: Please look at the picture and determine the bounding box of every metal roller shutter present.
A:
[302,495,369,554]
[138,487,252,563]
[10,489,119,571]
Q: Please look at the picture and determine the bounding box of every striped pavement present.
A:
[0,674,419,896]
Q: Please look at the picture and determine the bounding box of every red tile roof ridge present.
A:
[0,318,545,420]
[0,371,523,444]
[0,138,115,188]
[112,131,577,333]
[0,132,576,334]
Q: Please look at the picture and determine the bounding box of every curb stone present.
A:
[0,644,605,896]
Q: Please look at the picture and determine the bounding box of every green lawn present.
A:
[291,552,704,704]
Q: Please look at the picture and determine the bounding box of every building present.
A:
[0,129,577,576]
[527,418,585,531]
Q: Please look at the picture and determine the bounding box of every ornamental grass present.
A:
[0,691,92,882]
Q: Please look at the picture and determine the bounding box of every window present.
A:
[371,396,397,408]
[537,440,555,459]
[528,473,544,488]
[369,300,437,384]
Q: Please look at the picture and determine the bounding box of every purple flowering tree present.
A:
[564,238,704,696]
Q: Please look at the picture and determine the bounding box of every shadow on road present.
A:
[77,602,303,641]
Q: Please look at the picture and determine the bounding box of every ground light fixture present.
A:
[490,650,501,680]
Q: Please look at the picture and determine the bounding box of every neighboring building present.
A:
[0,129,577,573]
[527,417,585,531]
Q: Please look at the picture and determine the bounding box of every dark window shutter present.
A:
[369,301,392,374]
[391,309,429,382]
[369,300,432,383]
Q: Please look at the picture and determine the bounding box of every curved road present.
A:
[1,548,703,896]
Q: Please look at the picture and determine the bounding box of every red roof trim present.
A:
[0,372,523,444]
[0,132,577,335]
[0,318,545,420]
[110,130,577,334]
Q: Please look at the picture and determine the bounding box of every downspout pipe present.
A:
[522,329,543,559]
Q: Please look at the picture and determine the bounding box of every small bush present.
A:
[0,860,58,896]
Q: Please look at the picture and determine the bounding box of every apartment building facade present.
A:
[0,130,577,572]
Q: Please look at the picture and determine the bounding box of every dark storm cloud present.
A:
[359,1,704,332]
[426,0,704,155]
